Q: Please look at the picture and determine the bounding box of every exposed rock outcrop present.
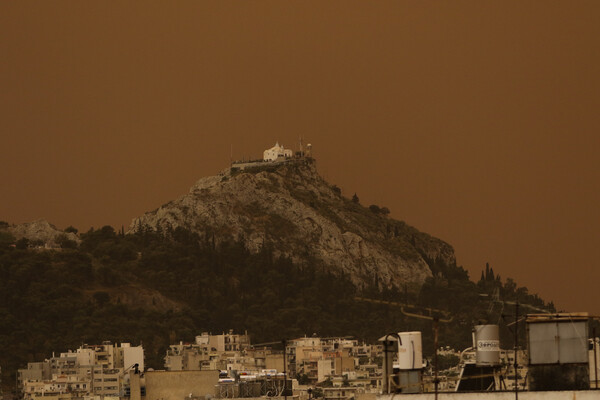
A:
[3,219,80,248]
[130,159,456,289]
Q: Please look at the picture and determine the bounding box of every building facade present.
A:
[18,342,144,400]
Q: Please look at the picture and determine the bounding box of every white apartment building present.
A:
[18,342,144,400]
[22,375,92,400]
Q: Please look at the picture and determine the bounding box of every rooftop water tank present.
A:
[474,325,500,366]
[397,331,423,370]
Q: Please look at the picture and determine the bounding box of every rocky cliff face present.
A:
[3,219,80,247]
[130,159,456,289]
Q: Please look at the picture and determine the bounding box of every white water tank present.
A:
[397,331,423,370]
[474,325,500,366]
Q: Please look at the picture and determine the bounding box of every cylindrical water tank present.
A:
[474,325,500,366]
[397,331,423,370]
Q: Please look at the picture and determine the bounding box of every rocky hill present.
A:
[130,159,455,289]
[1,219,80,248]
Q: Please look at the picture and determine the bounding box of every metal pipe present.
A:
[384,339,389,394]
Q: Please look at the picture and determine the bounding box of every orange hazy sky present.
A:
[1,1,599,313]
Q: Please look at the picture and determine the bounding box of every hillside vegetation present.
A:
[0,224,554,393]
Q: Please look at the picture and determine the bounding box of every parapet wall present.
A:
[231,157,313,172]
[373,391,600,400]
[143,370,219,400]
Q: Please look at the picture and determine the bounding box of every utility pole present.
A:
[433,317,439,400]
[594,328,598,389]
[514,302,519,400]
[282,339,288,400]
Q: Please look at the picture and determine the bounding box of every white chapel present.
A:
[263,142,293,162]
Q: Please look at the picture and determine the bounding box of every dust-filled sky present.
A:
[1,1,599,313]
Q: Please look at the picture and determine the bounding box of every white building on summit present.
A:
[263,142,293,162]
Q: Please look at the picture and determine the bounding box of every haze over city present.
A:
[1,1,599,314]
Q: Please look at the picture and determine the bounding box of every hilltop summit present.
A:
[130,158,455,289]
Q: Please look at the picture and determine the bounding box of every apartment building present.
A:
[18,342,144,400]
[164,331,251,372]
